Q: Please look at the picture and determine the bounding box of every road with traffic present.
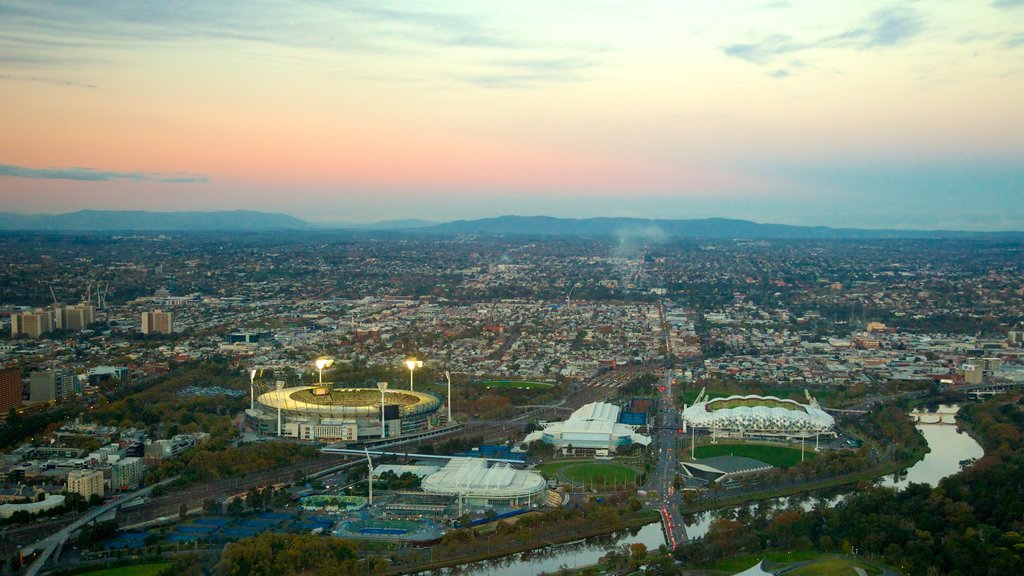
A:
[647,300,688,549]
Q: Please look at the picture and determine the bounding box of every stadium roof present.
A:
[420,457,546,499]
[683,393,834,434]
[689,456,772,475]
[523,402,651,448]
[256,385,440,418]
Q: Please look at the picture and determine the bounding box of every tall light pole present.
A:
[404,357,422,391]
[275,381,285,436]
[364,449,374,506]
[249,369,258,411]
[314,357,334,384]
[376,381,388,439]
[445,371,452,424]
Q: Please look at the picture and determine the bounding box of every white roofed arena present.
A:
[421,457,547,507]
[523,402,652,454]
[682,389,836,441]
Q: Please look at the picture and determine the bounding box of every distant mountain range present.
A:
[0,211,1020,238]
[421,215,1023,239]
[0,210,311,231]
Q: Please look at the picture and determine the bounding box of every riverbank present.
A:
[388,509,660,575]
[679,447,926,515]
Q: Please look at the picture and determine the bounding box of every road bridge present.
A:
[22,478,177,576]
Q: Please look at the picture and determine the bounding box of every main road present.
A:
[648,300,688,549]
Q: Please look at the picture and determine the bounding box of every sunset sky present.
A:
[1,1,1022,229]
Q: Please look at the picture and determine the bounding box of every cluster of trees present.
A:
[89,361,244,438]
[215,533,384,576]
[146,441,320,486]
[217,485,295,516]
[0,405,79,449]
[680,396,1024,575]
[374,470,421,490]
[76,520,120,550]
[437,490,648,560]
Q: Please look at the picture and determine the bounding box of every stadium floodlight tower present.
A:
[249,368,259,411]
[275,381,285,436]
[445,371,453,423]
[314,357,334,384]
[376,381,388,439]
[404,357,423,391]
[364,448,374,506]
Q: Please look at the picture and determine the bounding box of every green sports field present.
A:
[78,564,170,576]
[538,461,639,487]
[481,380,554,389]
[693,442,815,467]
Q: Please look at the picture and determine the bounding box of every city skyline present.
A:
[2,1,1022,230]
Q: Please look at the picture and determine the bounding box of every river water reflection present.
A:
[448,404,982,575]
[879,404,983,490]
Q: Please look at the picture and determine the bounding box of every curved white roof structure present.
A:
[0,494,65,519]
[421,457,546,502]
[523,401,651,450]
[683,392,834,435]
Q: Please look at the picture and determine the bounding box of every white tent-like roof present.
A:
[523,401,652,449]
[421,457,546,500]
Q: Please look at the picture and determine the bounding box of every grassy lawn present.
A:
[537,461,574,478]
[693,442,814,467]
[78,564,170,576]
[481,380,554,389]
[710,551,833,572]
[788,557,880,575]
[563,463,639,486]
[537,461,639,486]
[711,554,885,576]
[680,390,730,404]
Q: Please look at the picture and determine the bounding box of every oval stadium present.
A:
[682,390,835,440]
[246,384,441,442]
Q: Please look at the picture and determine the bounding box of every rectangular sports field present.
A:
[693,443,814,467]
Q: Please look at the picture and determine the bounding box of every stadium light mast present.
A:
[249,368,259,411]
[445,371,452,423]
[404,357,423,391]
[275,381,285,436]
[314,357,334,384]
[376,382,388,439]
[364,449,374,506]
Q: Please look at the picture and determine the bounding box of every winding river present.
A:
[440,404,983,575]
